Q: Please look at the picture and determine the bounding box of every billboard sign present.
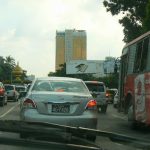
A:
[66,60,104,74]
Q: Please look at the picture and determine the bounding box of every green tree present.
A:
[103,0,149,42]
[0,56,6,81]
[5,55,16,68]
[0,56,5,64]
[4,56,16,82]
[20,70,27,82]
[0,55,27,83]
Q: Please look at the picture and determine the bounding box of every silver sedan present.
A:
[20,77,98,139]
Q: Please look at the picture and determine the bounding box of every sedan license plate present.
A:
[52,104,70,113]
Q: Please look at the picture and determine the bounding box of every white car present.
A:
[4,84,19,101]
[20,77,98,141]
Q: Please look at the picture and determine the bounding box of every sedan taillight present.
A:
[86,100,97,109]
[0,88,4,95]
[23,99,36,108]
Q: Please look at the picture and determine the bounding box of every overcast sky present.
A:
[0,0,124,77]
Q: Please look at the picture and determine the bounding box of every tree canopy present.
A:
[0,56,15,82]
[5,56,16,68]
[103,0,150,43]
[0,56,27,83]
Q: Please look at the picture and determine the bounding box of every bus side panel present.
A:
[145,73,150,125]
[134,74,146,123]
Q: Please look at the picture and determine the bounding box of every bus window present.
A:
[146,38,150,70]
[134,41,143,73]
[127,44,136,74]
[140,38,149,71]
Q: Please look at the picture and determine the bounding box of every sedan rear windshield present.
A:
[5,86,14,91]
[32,80,89,94]
[85,83,105,92]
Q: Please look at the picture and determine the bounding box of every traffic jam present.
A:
[0,0,150,149]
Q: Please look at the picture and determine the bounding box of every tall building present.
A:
[55,29,87,71]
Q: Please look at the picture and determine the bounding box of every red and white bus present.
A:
[119,31,150,127]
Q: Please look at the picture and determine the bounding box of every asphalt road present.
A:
[0,101,149,150]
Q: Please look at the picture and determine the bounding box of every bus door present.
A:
[119,51,128,110]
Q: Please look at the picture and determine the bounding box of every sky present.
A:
[0,0,124,77]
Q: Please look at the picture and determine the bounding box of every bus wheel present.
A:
[128,105,137,129]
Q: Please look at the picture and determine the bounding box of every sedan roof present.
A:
[84,81,104,85]
[36,77,83,82]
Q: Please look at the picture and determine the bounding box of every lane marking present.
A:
[111,114,127,121]
[0,103,19,119]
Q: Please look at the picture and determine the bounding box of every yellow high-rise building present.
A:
[55,29,87,71]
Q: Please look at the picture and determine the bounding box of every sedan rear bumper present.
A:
[20,109,97,129]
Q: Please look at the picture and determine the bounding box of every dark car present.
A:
[84,81,108,113]
[0,82,7,106]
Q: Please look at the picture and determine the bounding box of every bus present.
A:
[119,31,150,127]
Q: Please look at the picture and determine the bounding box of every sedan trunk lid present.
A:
[28,91,91,116]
